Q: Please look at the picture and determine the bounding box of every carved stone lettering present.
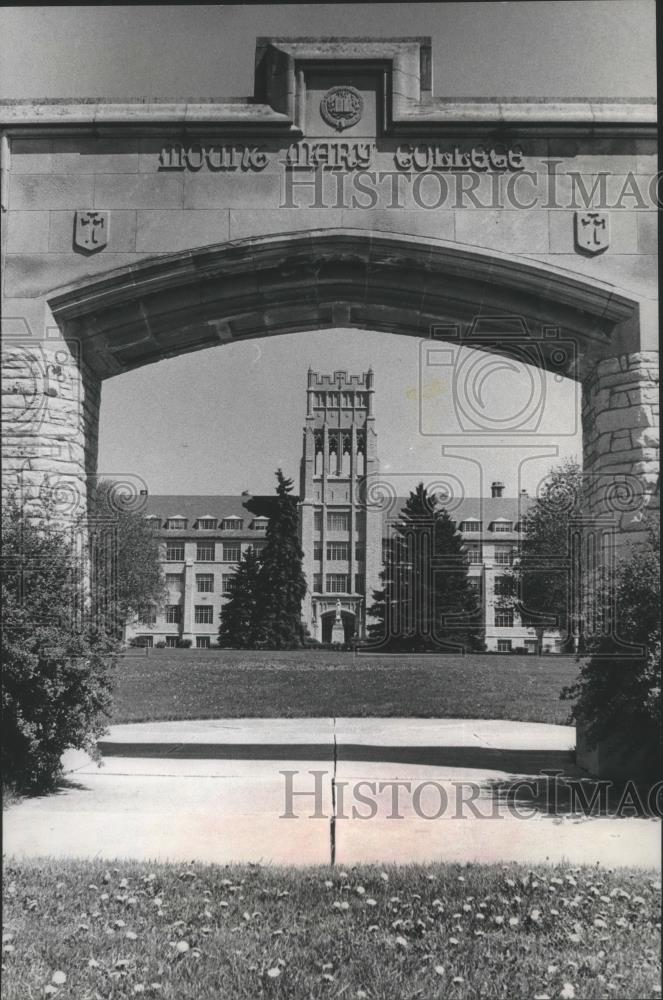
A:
[394,144,525,172]
[284,141,374,169]
[158,143,268,171]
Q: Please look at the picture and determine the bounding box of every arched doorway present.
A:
[4,229,657,550]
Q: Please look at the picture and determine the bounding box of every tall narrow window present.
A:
[327,541,349,560]
[327,511,349,532]
[326,573,349,593]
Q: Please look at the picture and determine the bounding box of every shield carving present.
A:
[574,211,609,256]
[74,210,109,253]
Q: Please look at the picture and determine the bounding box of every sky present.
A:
[0,3,656,498]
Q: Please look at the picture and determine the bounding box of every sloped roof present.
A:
[144,495,258,523]
[142,492,531,528]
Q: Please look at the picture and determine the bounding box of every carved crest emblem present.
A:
[320,86,364,131]
[574,211,609,256]
[74,210,108,253]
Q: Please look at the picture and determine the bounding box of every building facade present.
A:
[126,369,561,652]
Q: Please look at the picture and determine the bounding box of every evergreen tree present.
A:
[367,483,482,652]
[255,469,308,649]
[217,546,262,648]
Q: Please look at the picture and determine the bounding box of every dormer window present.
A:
[197,518,217,530]
[492,519,513,532]
[252,517,269,531]
[461,520,482,532]
[146,515,161,532]
[222,516,243,530]
[166,517,187,530]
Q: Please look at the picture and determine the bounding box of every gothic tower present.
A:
[299,368,381,642]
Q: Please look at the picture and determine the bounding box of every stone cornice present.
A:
[0,35,655,140]
[0,97,656,139]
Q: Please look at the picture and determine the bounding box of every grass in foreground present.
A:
[3,861,660,1000]
[111,650,580,725]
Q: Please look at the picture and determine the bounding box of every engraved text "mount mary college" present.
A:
[158,142,525,173]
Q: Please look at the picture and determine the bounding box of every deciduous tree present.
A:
[2,498,115,792]
[562,516,661,781]
[89,479,166,638]
[500,459,584,653]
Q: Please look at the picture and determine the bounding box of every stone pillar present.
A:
[582,351,659,545]
[1,333,100,523]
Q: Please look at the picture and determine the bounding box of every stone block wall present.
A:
[1,332,100,521]
[582,350,659,542]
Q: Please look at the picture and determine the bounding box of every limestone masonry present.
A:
[0,37,658,570]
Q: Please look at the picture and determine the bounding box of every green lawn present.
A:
[110,650,580,725]
[3,860,659,1000]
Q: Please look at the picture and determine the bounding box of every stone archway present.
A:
[2,228,658,545]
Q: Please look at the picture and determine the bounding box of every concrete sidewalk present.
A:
[4,719,660,870]
[97,717,576,772]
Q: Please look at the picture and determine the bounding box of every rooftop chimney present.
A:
[491,481,505,498]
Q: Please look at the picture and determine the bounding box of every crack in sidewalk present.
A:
[330,716,337,866]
